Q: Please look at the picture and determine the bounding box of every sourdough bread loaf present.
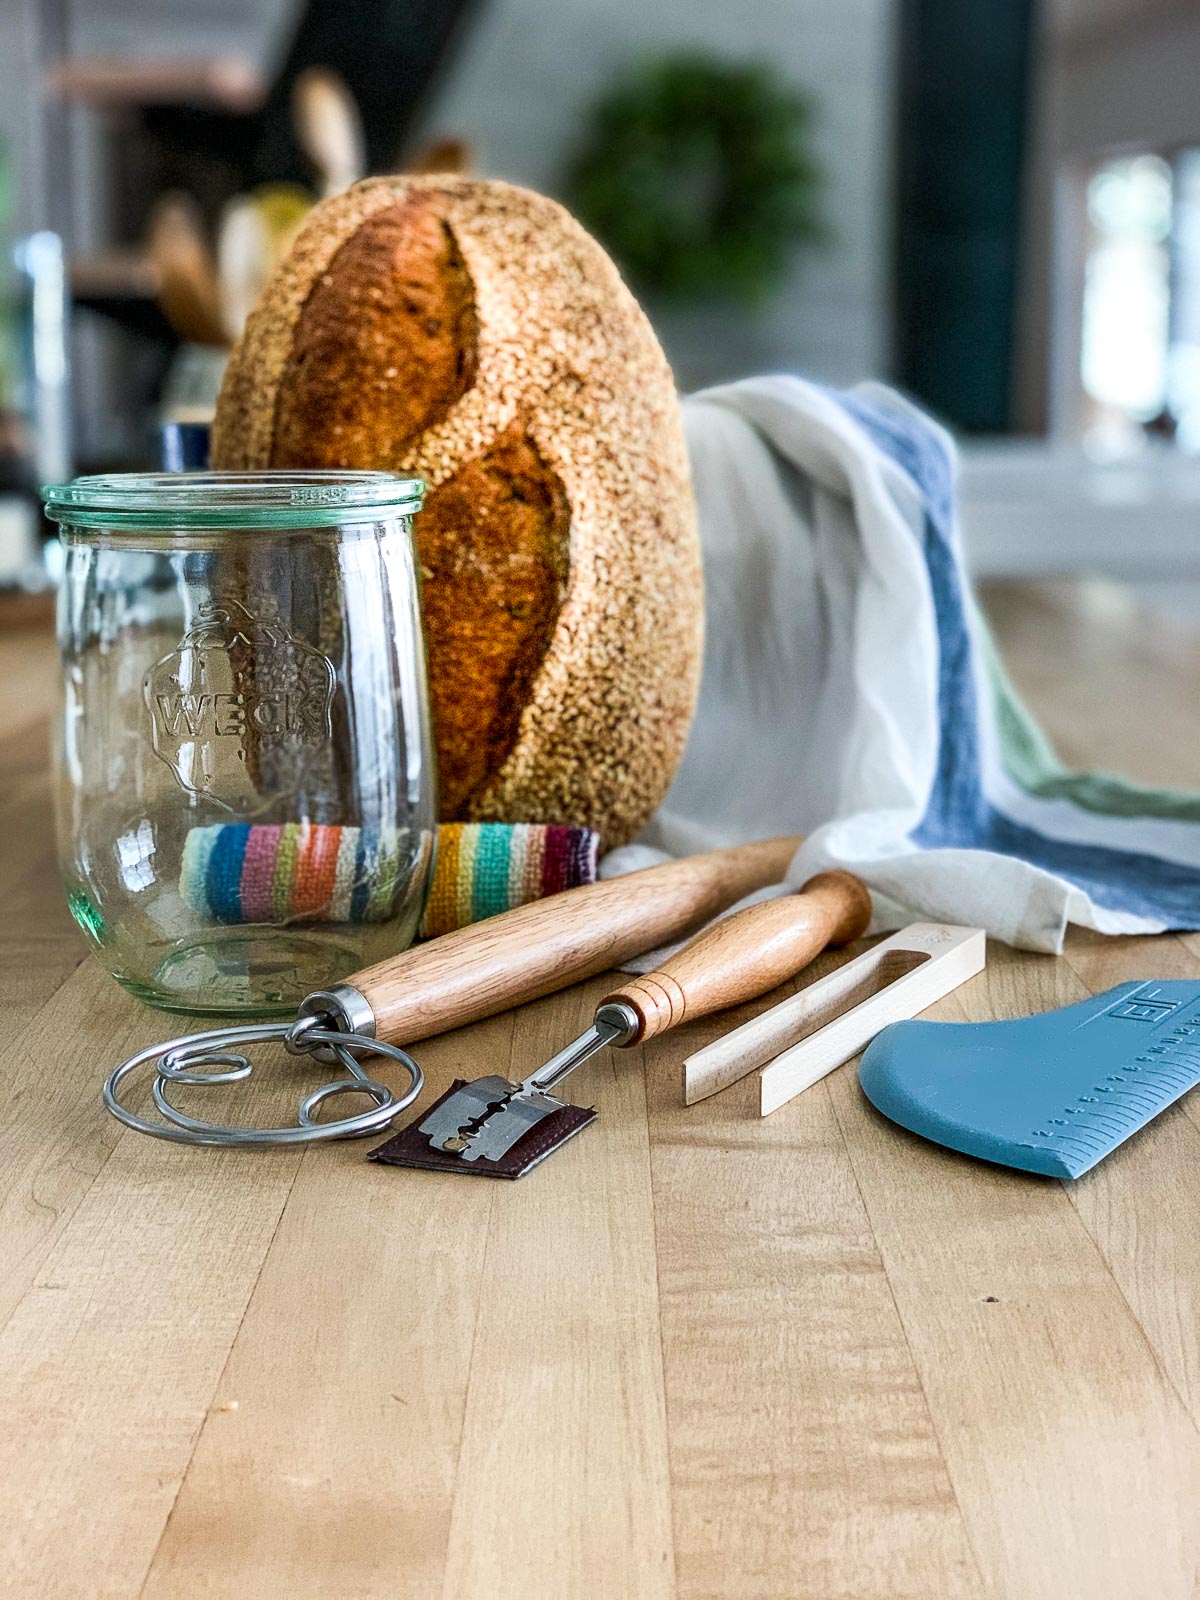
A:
[212,175,702,848]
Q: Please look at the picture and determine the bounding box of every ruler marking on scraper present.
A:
[859,979,1200,1178]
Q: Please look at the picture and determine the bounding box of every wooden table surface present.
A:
[3,593,1200,1599]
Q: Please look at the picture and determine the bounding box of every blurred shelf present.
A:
[69,252,174,342]
[70,251,158,301]
[45,56,265,112]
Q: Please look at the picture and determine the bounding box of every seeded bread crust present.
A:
[212,175,702,848]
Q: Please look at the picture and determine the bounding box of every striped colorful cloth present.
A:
[180,822,599,937]
[420,822,599,938]
[612,376,1200,953]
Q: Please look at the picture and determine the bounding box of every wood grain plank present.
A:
[2,582,1200,1598]
[439,978,675,1600]
[0,954,323,1596]
[140,1012,511,1599]
[0,721,82,1024]
[827,944,1200,1599]
[0,719,56,794]
[0,634,78,1010]
[645,960,984,1600]
[0,1126,302,1597]
[0,798,84,1022]
[0,934,84,1029]
[0,761,64,896]
[0,630,57,740]
[0,945,329,1346]
[0,961,158,1330]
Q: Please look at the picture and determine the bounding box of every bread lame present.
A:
[373,871,871,1174]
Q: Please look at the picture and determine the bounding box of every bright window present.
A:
[1080,148,1200,453]
[1080,154,1172,449]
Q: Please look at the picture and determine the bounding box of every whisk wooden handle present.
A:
[352,835,804,1045]
[599,871,872,1045]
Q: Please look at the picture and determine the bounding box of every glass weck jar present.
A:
[43,471,436,1015]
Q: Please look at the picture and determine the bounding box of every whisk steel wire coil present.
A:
[104,1013,424,1147]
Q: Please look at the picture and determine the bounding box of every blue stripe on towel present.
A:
[833,390,1200,927]
[207,822,251,924]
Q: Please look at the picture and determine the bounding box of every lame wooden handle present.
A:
[600,872,872,1044]
[351,835,803,1044]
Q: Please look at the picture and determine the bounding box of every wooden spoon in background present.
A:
[147,193,225,347]
[292,66,365,198]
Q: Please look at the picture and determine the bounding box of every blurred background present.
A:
[0,0,1198,773]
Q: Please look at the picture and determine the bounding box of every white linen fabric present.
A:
[603,376,1195,957]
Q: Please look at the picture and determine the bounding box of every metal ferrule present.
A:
[594,1001,641,1045]
[298,982,377,1038]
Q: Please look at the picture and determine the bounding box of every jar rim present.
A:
[42,469,425,530]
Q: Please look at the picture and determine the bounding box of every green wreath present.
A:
[564,55,824,305]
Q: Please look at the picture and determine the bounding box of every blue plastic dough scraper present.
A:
[859,980,1200,1178]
